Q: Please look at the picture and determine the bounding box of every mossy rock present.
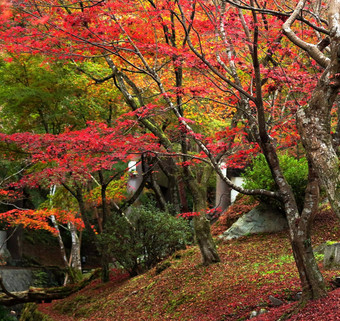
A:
[324,242,340,270]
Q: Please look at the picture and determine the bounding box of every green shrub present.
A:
[0,305,17,321]
[242,153,308,212]
[97,204,192,276]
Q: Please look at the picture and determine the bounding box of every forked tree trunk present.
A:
[261,142,327,301]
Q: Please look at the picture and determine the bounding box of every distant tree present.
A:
[0,121,162,281]
[0,55,123,133]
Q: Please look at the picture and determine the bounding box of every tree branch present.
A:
[282,0,330,68]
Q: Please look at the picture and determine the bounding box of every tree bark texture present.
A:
[69,222,82,273]
[295,1,340,221]
[191,185,220,265]
[260,131,327,301]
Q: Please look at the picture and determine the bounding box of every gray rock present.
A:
[313,243,326,255]
[219,205,288,241]
[0,268,33,292]
[294,291,302,301]
[324,242,340,270]
[269,295,284,306]
[249,308,267,319]
[249,311,258,319]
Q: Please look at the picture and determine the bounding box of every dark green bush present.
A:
[0,305,18,321]
[97,204,192,276]
[242,153,308,212]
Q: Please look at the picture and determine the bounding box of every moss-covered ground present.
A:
[37,204,340,321]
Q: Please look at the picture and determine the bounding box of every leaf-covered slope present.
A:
[38,208,340,321]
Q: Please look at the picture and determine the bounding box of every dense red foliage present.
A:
[0,122,161,188]
[0,121,162,233]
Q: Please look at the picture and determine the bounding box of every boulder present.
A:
[0,268,33,292]
[268,295,283,306]
[324,242,340,270]
[219,205,288,241]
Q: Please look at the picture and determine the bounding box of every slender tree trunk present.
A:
[290,165,326,300]
[193,214,220,265]
[69,222,82,273]
[168,173,181,213]
[101,256,110,283]
[248,3,328,299]
[50,215,71,282]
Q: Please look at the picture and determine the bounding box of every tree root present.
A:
[277,300,308,321]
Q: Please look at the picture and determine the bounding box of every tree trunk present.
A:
[279,160,326,300]
[193,214,220,265]
[101,256,110,283]
[297,79,340,220]
[69,222,82,274]
[0,270,100,306]
[295,1,340,221]
[191,186,220,265]
[261,142,327,300]
[291,234,326,300]
[50,215,73,284]
[251,12,327,297]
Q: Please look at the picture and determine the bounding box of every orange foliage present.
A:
[0,208,84,235]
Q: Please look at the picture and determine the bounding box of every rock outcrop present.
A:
[219,205,288,241]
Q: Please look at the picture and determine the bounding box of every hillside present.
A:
[37,207,340,321]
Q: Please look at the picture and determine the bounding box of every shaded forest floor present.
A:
[38,204,340,321]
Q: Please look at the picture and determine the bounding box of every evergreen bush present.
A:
[242,153,308,212]
[97,204,192,276]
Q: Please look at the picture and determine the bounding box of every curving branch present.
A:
[225,0,329,35]
[282,0,330,68]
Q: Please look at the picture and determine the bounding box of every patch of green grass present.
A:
[21,303,54,321]
[164,293,196,313]
[278,254,295,264]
